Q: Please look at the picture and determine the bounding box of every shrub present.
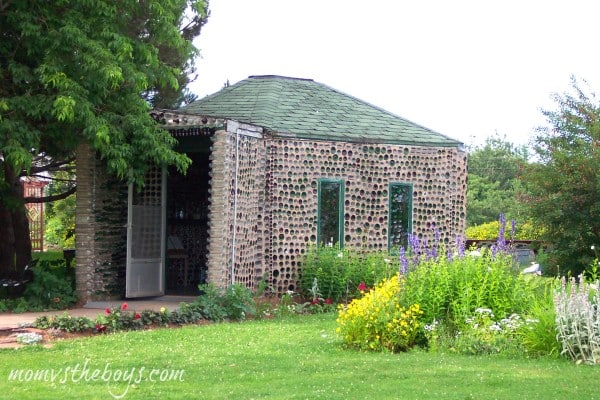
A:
[34,313,95,333]
[449,309,525,355]
[554,275,600,364]
[336,274,423,352]
[95,303,144,332]
[222,283,255,321]
[195,283,255,321]
[466,219,543,240]
[195,283,228,321]
[23,262,77,310]
[516,279,561,357]
[16,332,43,345]
[399,247,536,332]
[298,245,397,303]
[168,302,204,325]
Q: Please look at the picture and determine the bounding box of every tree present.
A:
[44,169,76,249]
[521,76,600,276]
[466,135,530,226]
[0,0,209,275]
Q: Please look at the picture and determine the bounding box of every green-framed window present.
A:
[388,182,413,251]
[317,179,344,247]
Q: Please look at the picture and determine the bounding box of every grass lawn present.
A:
[0,314,595,400]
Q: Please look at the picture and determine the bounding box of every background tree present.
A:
[44,169,76,249]
[466,135,530,227]
[522,76,600,276]
[0,0,209,275]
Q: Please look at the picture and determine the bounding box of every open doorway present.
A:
[166,148,211,295]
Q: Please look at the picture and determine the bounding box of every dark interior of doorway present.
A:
[166,150,210,295]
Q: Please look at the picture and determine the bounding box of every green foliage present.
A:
[336,275,424,352]
[554,274,600,364]
[21,261,77,310]
[195,283,255,321]
[466,135,530,227]
[298,245,397,303]
[399,249,536,332]
[271,292,299,318]
[15,332,43,345]
[0,0,209,272]
[95,303,144,332]
[516,282,561,358]
[34,313,95,333]
[195,283,228,321]
[0,0,210,187]
[44,171,76,248]
[522,77,600,276]
[448,309,525,355]
[166,302,203,325]
[222,283,255,321]
[466,219,544,240]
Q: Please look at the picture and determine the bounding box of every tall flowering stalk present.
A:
[491,213,508,255]
[408,234,421,266]
[456,235,465,257]
[399,247,408,275]
[554,275,600,364]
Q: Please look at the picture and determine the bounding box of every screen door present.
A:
[125,166,166,297]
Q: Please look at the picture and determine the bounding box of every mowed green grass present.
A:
[0,314,596,400]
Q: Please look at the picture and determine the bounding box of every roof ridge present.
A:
[248,75,314,82]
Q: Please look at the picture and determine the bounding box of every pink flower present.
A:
[358,282,367,292]
[121,303,128,311]
[105,308,111,314]
[134,313,141,320]
[324,298,333,304]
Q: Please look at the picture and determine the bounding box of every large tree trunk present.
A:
[0,204,15,274]
[0,163,32,276]
[12,204,32,272]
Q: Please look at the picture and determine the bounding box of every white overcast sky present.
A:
[189,0,600,147]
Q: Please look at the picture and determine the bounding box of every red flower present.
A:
[311,299,320,305]
[134,313,141,320]
[358,282,367,291]
[324,298,333,304]
[105,308,111,314]
[96,324,107,332]
[121,303,128,311]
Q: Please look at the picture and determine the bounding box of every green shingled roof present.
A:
[181,75,462,147]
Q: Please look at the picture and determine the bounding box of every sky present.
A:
[189,0,600,148]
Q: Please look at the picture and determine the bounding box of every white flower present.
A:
[468,249,482,257]
[337,252,343,258]
[592,245,596,250]
[16,332,43,345]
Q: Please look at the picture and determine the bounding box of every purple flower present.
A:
[399,247,409,275]
[456,235,465,258]
[408,234,421,265]
[496,213,507,252]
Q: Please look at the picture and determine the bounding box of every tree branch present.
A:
[24,186,76,203]
[28,157,76,175]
